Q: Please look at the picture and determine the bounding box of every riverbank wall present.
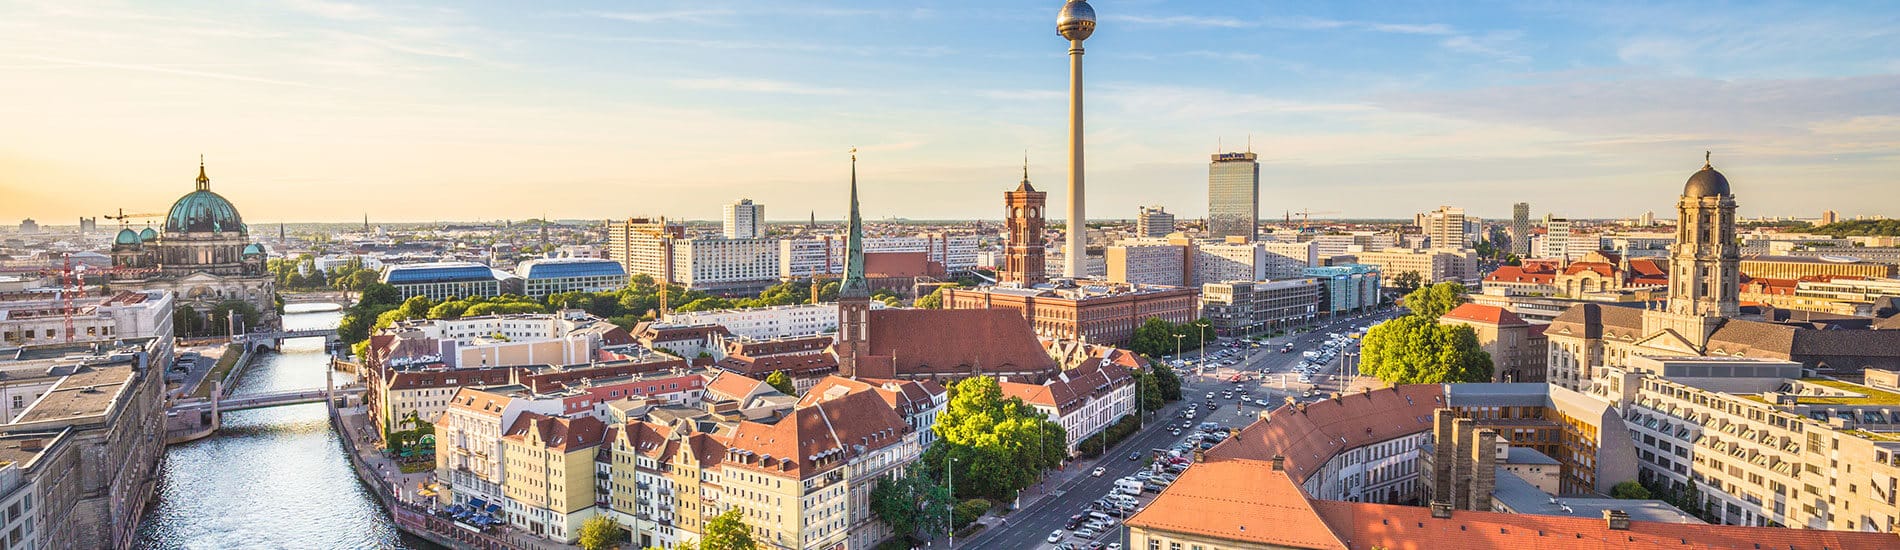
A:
[330,406,523,550]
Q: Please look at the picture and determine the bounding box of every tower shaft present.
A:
[1064,40,1086,278]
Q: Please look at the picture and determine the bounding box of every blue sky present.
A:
[3,0,1898,224]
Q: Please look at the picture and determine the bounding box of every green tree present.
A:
[1136,369,1164,412]
[1357,314,1493,385]
[915,286,951,309]
[870,466,953,541]
[1401,282,1467,319]
[578,515,625,550]
[1611,480,1653,500]
[765,371,797,396]
[925,377,1067,501]
[697,508,758,550]
[1391,270,1423,293]
[1150,363,1183,401]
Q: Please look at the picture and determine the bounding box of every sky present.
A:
[3,0,1898,225]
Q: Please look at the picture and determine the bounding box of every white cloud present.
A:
[282,0,383,21]
[667,77,852,96]
[592,10,736,24]
[1105,14,1254,28]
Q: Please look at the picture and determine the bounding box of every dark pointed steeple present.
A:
[841,148,869,298]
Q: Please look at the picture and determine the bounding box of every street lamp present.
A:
[1173,334,1184,365]
[947,455,959,548]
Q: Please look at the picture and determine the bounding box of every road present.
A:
[962,307,1402,550]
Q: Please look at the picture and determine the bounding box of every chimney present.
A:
[1431,409,1455,506]
[1469,428,1498,511]
[18,439,43,452]
[1604,509,1631,531]
[1271,455,1285,471]
[1451,418,1476,510]
[1429,501,1453,519]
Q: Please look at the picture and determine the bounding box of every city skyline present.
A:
[5,0,1899,224]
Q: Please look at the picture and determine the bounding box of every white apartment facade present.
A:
[778,233,980,278]
[664,302,889,340]
[724,199,766,240]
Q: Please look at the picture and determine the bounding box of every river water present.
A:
[135,304,441,549]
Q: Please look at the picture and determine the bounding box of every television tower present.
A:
[1058,1,1095,278]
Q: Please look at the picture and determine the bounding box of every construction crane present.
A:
[1291,209,1341,231]
[57,254,87,343]
[104,208,164,225]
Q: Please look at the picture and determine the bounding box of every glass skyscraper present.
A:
[1208,152,1260,241]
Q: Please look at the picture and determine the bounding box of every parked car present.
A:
[1048,530,1066,543]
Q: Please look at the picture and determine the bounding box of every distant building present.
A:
[1201,278,1321,337]
[722,199,765,239]
[1136,206,1175,238]
[1417,205,1468,249]
[943,282,1198,346]
[778,233,979,279]
[0,290,174,346]
[107,161,276,324]
[1105,241,1187,286]
[382,261,505,301]
[1207,152,1260,241]
[604,217,685,283]
[1820,209,1839,226]
[16,219,36,233]
[1541,217,1576,260]
[665,302,886,341]
[1350,248,1476,285]
[1740,254,1896,280]
[515,257,627,298]
[1303,264,1381,315]
[1510,202,1531,256]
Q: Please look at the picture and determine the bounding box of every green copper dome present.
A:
[139,227,158,241]
[165,162,246,234]
[243,243,265,256]
[115,228,142,246]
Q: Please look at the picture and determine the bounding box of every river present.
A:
[135,303,442,549]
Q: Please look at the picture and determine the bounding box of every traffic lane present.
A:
[966,401,1195,549]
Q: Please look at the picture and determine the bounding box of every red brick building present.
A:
[942,282,1198,346]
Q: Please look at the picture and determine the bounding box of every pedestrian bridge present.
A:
[237,328,342,352]
[173,385,366,414]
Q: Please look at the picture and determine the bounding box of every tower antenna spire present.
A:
[1704,150,1711,167]
[1023,149,1031,184]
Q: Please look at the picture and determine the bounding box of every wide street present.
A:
[961,307,1401,549]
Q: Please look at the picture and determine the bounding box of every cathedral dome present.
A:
[164,162,246,234]
[1684,154,1731,198]
[115,228,142,246]
[243,243,265,256]
[139,227,158,241]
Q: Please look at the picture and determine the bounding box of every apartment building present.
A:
[1741,255,1897,280]
[665,302,886,340]
[1136,206,1175,238]
[1104,243,1186,287]
[719,388,918,549]
[1418,206,1470,248]
[999,359,1137,454]
[1439,304,1547,383]
[501,413,608,543]
[435,385,569,511]
[778,233,979,279]
[1350,248,1478,285]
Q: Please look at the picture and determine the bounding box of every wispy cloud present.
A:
[1105,14,1253,28]
[1182,50,1264,62]
[1441,31,1529,63]
[8,54,333,89]
[1265,16,1456,35]
[592,9,735,24]
[282,0,383,21]
[668,77,851,96]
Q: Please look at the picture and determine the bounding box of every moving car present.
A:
[1091,467,1106,477]
[1048,530,1065,544]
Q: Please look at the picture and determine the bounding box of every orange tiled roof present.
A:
[503,412,608,453]
[857,308,1059,380]
[1205,385,1444,484]
[723,389,909,479]
[1314,499,1900,550]
[1442,303,1528,326]
[1126,459,1347,549]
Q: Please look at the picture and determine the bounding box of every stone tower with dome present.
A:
[110,160,277,325]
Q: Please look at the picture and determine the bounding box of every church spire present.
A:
[841,148,869,298]
[196,155,210,191]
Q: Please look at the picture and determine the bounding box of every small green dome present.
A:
[139,227,158,241]
[115,228,142,246]
[243,243,265,256]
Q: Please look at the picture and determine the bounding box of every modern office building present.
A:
[1104,242,1187,287]
[605,217,685,283]
[1510,202,1532,256]
[1201,278,1322,337]
[1542,217,1577,260]
[1208,151,1261,241]
[382,262,505,301]
[515,257,628,298]
[722,199,765,239]
[1136,206,1175,238]
[1303,264,1381,315]
[1418,206,1469,249]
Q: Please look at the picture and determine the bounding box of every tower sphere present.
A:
[1057,1,1096,41]
[1684,153,1732,198]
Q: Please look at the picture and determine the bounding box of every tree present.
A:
[697,508,758,550]
[765,371,797,396]
[871,466,952,541]
[1136,369,1164,412]
[1611,480,1653,500]
[1401,282,1467,319]
[915,286,950,309]
[1392,271,1423,293]
[1150,363,1183,401]
[925,377,1068,501]
[1357,314,1493,385]
[578,515,625,550]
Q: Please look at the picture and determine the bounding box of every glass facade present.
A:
[1207,152,1259,241]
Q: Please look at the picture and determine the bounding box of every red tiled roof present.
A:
[1442,303,1528,326]
[1205,385,1444,484]
[705,371,770,401]
[1314,500,1900,550]
[798,376,943,418]
[726,336,833,358]
[502,412,608,453]
[856,309,1059,380]
[863,251,931,278]
[385,366,515,391]
[518,359,684,393]
[1486,265,1556,285]
[1126,459,1346,549]
[717,353,838,377]
[724,389,909,479]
